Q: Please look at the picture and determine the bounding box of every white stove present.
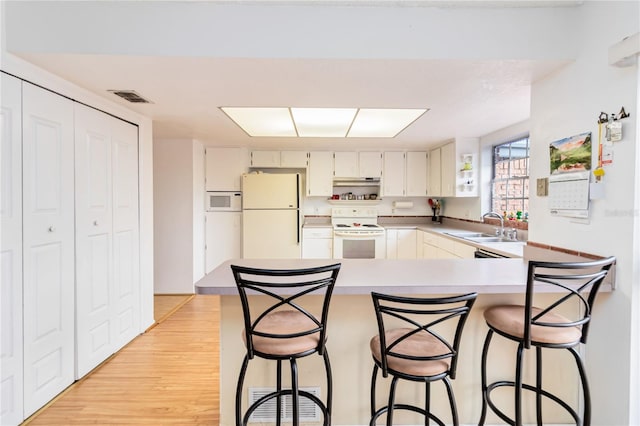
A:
[331,207,386,258]
[331,207,384,233]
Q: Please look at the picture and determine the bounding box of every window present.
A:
[491,137,529,218]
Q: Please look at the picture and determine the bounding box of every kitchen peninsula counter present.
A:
[200,258,612,425]
[195,258,612,296]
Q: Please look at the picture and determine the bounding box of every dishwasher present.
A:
[474,248,508,258]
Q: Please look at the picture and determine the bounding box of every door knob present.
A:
[48,226,56,232]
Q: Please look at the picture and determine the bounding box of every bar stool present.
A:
[369,292,478,425]
[478,256,616,426]
[231,263,341,426]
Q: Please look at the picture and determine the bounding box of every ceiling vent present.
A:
[108,90,152,104]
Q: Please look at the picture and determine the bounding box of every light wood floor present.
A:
[25,295,221,425]
[153,294,194,323]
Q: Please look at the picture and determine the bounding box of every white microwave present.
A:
[206,191,242,212]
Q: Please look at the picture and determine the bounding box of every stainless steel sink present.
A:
[465,236,512,243]
[445,232,496,238]
[445,232,518,243]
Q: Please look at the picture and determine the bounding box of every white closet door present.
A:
[1,73,24,426]
[111,119,140,351]
[22,83,75,417]
[74,104,114,378]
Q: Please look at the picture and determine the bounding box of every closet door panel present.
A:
[112,120,140,350]
[22,83,75,417]
[1,73,24,426]
[74,104,114,378]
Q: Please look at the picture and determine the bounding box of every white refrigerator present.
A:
[242,173,302,259]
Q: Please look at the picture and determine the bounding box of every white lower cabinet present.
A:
[420,230,475,259]
[302,227,333,259]
[386,229,417,259]
[205,212,242,272]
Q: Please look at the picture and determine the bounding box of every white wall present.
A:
[631,63,640,426]
[153,139,194,293]
[153,138,205,294]
[192,140,205,283]
[528,2,639,424]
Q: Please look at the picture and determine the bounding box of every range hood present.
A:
[332,177,381,187]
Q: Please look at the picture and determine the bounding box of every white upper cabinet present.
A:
[250,150,280,168]
[383,152,406,197]
[280,151,308,168]
[250,150,308,168]
[307,151,333,196]
[427,147,442,197]
[333,151,358,177]
[440,142,456,197]
[334,151,382,178]
[359,152,382,177]
[406,151,428,196]
[206,147,247,191]
[430,138,479,198]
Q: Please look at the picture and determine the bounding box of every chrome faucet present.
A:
[482,211,504,237]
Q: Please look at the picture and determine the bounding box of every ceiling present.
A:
[7,1,577,151]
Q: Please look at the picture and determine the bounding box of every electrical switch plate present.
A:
[536,177,549,196]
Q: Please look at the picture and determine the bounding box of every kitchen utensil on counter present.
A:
[429,198,442,223]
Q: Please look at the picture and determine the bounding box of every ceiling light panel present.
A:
[348,108,428,138]
[291,108,357,137]
[221,107,296,137]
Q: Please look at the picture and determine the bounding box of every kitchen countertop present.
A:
[302,220,526,258]
[194,257,611,295]
[388,222,526,258]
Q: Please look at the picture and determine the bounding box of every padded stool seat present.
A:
[484,305,583,345]
[479,257,615,426]
[370,328,451,377]
[247,310,323,356]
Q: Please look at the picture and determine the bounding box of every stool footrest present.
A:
[370,404,446,426]
[485,380,581,425]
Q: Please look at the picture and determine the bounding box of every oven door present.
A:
[333,231,386,259]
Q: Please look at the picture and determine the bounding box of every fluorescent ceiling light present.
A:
[220,107,428,138]
[291,107,357,137]
[221,107,296,137]
[349,108,427,138]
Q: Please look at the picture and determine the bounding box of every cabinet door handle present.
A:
[48,226,56,233]
[93,220,99,226]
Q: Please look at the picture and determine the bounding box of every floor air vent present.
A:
[248,387,321,423]
[107,90,152,104]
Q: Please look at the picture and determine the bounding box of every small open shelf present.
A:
[328,199,381,205]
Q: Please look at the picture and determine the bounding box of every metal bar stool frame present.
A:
[478,256,616,426]
[369,291,478,426]
[231,263,341,426]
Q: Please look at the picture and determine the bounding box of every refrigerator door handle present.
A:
[296,175,301,244]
